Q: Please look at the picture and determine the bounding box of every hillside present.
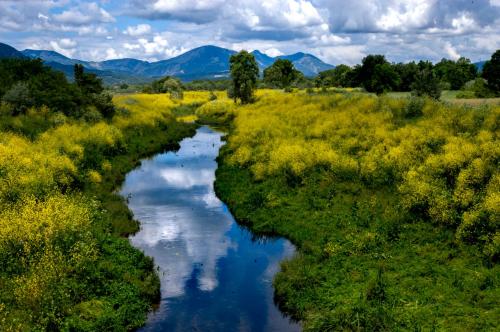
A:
[0,42,25,59]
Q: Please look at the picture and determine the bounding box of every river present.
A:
[120,126,300,332]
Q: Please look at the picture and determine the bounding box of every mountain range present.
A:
[0,42,334,84]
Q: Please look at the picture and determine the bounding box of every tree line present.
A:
[136,48,500,104]
[315,50,500,98]
[0,58,114,119]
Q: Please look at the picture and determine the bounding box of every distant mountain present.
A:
[142,45,236,80]
[0,42,26,59]
[251,50,275,69]
[2,42,334,83]
[474,61,486,72]
[22,49,87,66]
[278,52,334,77]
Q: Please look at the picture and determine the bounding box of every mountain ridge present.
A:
[18,44,333,82]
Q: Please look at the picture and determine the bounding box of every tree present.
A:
[74,64,103,95]
[315,64,353,88]
[411,68,441,99]
[394,62,418,91]
[263,59,301,89]
[371,63,400,94]
[482,50,500,94]
[359,55,389,93]
[2,82,32,115]
[434,57,477,90]
[229,50,259,104]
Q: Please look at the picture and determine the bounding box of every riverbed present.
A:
[120,126,300,331]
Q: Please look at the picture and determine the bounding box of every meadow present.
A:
[0,92,204,330]
[1,86,498,331]
[211,89,499,330]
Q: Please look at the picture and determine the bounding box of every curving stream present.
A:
[120,126,300,332]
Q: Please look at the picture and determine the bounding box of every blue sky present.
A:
[1,0,499,65]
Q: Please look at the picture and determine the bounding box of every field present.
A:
[210,89,499,330]
[1,87,498,331]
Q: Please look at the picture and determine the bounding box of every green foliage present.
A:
[394,61,419,91]
[144,76,185,100]
[0,86,197,330]
[482,49,500,94]
[2,82,33,115]
[215,91,500,330]
[263,59,301,89]
[315,64,353,88]
[184,79,231,91]
[0,59,115,119]
[411,68,442,99]
[403,96,425,117]
[359,55,394,93]
[434,57,478,90]
[229,50,259,104]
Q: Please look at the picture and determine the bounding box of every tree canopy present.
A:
[229,50,259,104]
[263,59,301,89]
[482,49,500,94]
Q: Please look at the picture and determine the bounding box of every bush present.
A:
[403,97,425,118]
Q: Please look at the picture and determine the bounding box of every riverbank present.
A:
[0,94,197,331]
[213,90,500,331]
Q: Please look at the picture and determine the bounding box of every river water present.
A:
[120,126,300,332]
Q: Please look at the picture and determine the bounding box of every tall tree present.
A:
[482,50,500,94]
[263,59,301,89]
[229,51,259,104]
[359,55,396,93]
[411,68,441,100]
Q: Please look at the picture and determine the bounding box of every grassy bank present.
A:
[213,90,499,330]
[0,93,198,331]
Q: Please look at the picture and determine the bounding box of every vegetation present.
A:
[0,60,200,330]
[315,50,499,99]
[229,50,259,104]
[263,59,302,90]
[213,90,499,330]
[0,59,115,119]
[142,76,185,99]
[411,67,442,99]
[482,50,500,95]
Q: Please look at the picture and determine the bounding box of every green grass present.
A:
[215,159,500,331]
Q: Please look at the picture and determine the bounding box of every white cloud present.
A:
[124,24,151,36]
[49,39,77,58]
[444,41,460,60]
[264,48,283,57]
[53,2,115,25]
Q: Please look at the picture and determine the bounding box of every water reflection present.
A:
[120,126,300,332]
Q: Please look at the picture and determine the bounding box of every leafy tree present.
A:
[394,62,418,91]
[411,68,441,99]
[74,64,103,95]
[229,50,259,104]
[263,59,301,89]
[482,49,500,94]
[315,64,353,88]
[359,55,389,93]
[434,57,477,90]
[2,82,33,115]
[371,62,400,94]
[162,77,184,99]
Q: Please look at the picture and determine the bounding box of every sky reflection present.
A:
[120,126,300,332]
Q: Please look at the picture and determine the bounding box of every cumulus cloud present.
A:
[53,2,115,25]
[124,24,152,36]
[49,38,77,58]
[1,0,499,65]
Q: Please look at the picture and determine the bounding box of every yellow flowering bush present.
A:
[225,91,499,255]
